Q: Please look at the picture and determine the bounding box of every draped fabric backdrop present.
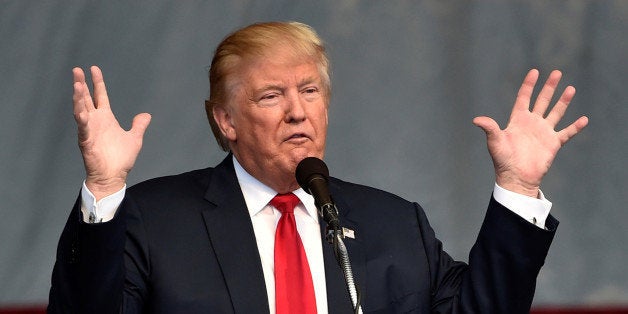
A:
[1,0,626,308]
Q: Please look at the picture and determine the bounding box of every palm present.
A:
[473,70,588,197]
[73,66,151,199]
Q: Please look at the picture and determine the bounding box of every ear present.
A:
[212,104,237,142]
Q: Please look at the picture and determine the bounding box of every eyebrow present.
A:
[252,76,320,94]
[253,84,284,94]
[298,76,318,86]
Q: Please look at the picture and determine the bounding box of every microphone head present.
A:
[295,157,329,193]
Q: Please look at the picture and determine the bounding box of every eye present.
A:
[261,93,278,100]
[257,92,281,107]
[301,86,320,101]
[304,87,318,94]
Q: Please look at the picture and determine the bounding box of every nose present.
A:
[285,90,306,123]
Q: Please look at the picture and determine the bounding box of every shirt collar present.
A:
[232,156,318,222]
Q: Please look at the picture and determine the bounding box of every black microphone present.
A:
[297,158,362,312]
[296,157,340,229]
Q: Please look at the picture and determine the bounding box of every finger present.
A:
[557,116,589,145]
[72,67,86,84]
[72,67,95,114]
[73,82,86,122]
[532,70,562,116]
[130,113,152,138]
[545,85,576,127]
[473,116,501,138]
[512,69,540,113]
[90,66,111,110]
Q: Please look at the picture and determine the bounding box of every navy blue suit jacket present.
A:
[49,156,557,313]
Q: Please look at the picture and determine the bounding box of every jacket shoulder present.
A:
[329,176,415,207]
[126,167,214,200]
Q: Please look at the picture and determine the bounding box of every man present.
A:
[48,21,588,313]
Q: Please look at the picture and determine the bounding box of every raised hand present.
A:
[73,66,151,201]
[473,69,588,197]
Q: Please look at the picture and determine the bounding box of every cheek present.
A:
[315,107,329,132]
[240,111,282,139]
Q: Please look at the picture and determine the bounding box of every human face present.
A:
[214,48,329,193]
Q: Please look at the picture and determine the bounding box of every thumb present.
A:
[472,116,500,138]
[131,113,152,137]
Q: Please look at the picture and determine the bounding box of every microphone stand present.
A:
[320,203,363,314]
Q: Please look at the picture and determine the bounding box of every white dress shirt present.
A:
[232,158,328,314]
[80,156,553,313]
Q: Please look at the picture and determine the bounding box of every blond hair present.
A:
[205,21,331,151]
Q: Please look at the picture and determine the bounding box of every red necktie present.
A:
[271,193,317,314]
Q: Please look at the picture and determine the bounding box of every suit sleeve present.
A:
[48,194,149,314]
[420,196,557,313]
[48,194,126,313]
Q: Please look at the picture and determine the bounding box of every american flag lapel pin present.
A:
[342,227,355,239]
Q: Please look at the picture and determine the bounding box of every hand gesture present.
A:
[73,66,151,200]
[473,69,588,197]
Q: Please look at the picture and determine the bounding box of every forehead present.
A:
[231,50,321,89]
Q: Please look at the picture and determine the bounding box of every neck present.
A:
[232,155,299,194]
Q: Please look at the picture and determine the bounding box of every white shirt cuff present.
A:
[80,181,126,223]
[493,183,552,229]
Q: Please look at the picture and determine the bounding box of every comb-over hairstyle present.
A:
[205,21,331,151]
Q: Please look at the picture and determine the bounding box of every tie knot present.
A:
[270,193,300,214]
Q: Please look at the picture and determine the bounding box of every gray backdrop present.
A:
[1,0,626,307]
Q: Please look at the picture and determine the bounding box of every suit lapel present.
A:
[199,157,366,313]
[201,156,269,313]
[323,181,367,314]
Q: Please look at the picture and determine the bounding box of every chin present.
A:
[282,151,307,172]
[292,147,325,162]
